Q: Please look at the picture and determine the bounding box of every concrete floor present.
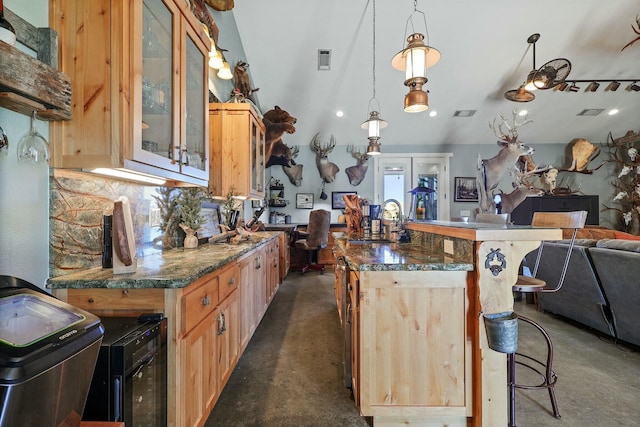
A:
[205,272,640,427]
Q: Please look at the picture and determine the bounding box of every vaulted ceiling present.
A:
[232,0,640,149]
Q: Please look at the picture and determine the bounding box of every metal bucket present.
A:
[484,311,518,353]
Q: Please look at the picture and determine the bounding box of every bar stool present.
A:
[509,210,587,427]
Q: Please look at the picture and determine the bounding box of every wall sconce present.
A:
[391,2,440,113]
[217,61,233,80]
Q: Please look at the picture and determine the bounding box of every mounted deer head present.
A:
[311,133,340,183]
[282,145,303,187]
[477,109,534,213]
[344,145,370,186]
[266,140,296,168]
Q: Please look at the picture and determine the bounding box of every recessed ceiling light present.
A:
[608,109,619,116]
[336,110,344,117]
[518,109,528,116]
[429,110,437,117]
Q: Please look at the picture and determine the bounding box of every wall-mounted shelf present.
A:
[0,8,71,121]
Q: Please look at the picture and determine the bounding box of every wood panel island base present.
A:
[333,221,561,427]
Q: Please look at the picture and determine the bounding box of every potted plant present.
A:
[151,187,181,249]
[177,187,208,248]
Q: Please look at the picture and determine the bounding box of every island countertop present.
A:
[332,232,474,272]
[47,232,281,290]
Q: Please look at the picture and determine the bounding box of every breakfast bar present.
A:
[332,220,561,427]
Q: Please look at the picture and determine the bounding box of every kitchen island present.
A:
[333,221,561,427]
[48,231,282,427]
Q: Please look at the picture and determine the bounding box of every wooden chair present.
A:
[294,209,331,274]
[508,210,588,427]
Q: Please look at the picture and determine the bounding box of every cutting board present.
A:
[112,196,137,274]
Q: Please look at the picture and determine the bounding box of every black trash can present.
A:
[0,275,104,427]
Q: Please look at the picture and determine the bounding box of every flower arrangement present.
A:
[603,130,640,234]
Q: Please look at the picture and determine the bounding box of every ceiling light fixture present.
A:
[362,0,387,156]
[556,79,640,93]
[606,81,621,91]
[585,81,600,92]
[391,0,440,113]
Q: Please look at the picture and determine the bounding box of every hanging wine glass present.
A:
[17,111,49,164]
[0,125,8,157]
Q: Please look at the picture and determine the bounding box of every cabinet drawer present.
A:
[218,262,240,302]
[182,275,219,334]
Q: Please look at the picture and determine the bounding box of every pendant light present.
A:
[362,0,387,156]
[391,0,440,113]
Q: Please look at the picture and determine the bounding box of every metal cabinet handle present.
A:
[217,312,226,335]
[256,256,262,269]
[228,277,235,285]
[202,295,211,306]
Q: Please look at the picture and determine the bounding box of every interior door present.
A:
[374,154,450,220]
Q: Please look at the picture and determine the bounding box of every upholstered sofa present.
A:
[523,227,640,347]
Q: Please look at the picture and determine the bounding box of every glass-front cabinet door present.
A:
[181,22,209,181]
[251,116,265,197]
[136,0,208,180]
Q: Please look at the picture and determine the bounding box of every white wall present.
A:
[0,0,50,289]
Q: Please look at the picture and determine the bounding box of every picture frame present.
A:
[296,193,314,209]
[198,202,221,238]
[454,177,479,202]
[331,191,357,210]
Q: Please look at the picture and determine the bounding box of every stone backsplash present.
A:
[49,170,163,277]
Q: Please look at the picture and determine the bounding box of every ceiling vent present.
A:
[317,49,331,71]
[577,109,604,116]
[453,110,476,117]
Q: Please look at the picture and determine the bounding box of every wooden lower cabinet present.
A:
[351,270,470,425]
[52,238,280,427]
[216,289,239,388]
[180,308,218,427]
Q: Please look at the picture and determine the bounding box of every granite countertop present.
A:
[47,232,281,290]
[332,233,474,272]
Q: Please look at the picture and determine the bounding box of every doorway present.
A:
[373,154,451,221]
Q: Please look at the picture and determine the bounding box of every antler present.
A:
[328,135,336,152]
[621,15,640,51]
[310,133,321,153]
[490,109,533,142]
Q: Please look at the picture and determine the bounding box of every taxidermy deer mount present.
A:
[311,133,340,183]
[345,145,370,186]
[282,145,304,187]
[477,109,534,213]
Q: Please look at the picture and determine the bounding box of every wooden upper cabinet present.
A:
[49,0,210,186]
[209,103,266,199]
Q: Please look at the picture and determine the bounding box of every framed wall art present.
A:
[454,177,479,202]
[331,191,357,210]
[296,193,314,209]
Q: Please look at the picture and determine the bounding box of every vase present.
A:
[183,230,198,249]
